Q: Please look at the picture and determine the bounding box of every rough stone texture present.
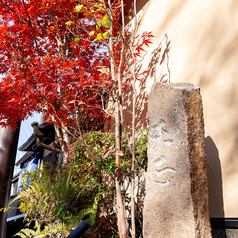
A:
[143,82,211,238]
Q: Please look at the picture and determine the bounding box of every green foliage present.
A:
[14,194,101,238]
[97,15,110,29]
[13,166,102,237]
[67,130,148,236]
[14,220,71,238]
[14,228,36,238]
[135,129,148,170]
[13,130,147,237]
[68,129,147,176]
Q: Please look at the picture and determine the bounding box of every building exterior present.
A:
[6,122,59,238]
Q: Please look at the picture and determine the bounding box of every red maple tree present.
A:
[0,0,115,130]
[0,0,153,236]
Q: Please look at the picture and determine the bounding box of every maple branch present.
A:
[83,1,114,61]
[2,1,28,24]
[69,100,114,118]
[14,56,74,128]
[73,88,83,136]
[21,0,40,56]
[51,11,67,58]
[66,27,94,44]
[6,42,101,132]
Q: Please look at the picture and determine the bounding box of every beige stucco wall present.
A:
[130,0,238,218]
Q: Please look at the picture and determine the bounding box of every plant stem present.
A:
[108,0,127,236]
[130,0,138,237]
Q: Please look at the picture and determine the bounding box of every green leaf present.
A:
[101,15,110,28]
[65,21,72,26]
[14,232,26,238]
[97,15,110,29]
[93,3,104,11]
[14,228,35,238]
[103,31,110,38]
[75,37,80,42]
[94,33,103,42]
[95,31,110,41]
[34,219,40,229]
[75,4,84,13]
[89,31,95,36]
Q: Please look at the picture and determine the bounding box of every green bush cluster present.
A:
[13,130,148,237]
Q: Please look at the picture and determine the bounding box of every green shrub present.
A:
[13,129,148,237]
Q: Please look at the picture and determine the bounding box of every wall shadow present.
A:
[205,136,227,237]
[205,136,225,218]
[122,35,171,133]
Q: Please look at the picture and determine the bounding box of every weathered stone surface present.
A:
[143,82,211,238]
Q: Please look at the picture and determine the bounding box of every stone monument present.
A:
[143,83,211,238]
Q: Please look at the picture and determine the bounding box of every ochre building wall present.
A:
[126,0,238,218]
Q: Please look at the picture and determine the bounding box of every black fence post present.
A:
[67,221,90,238]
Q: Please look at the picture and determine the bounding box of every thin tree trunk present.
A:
[131,80,136,238]
[113,92,126,238]
[108,0,127,236]
[54,123,68,160]
[116,172,127,237]
[130,0,138,237]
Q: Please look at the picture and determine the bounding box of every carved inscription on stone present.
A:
[144,82,212,238]
[149,112,182,186]
[149,101,183,186]
[151,119,168,149]
[150,155,176,186]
